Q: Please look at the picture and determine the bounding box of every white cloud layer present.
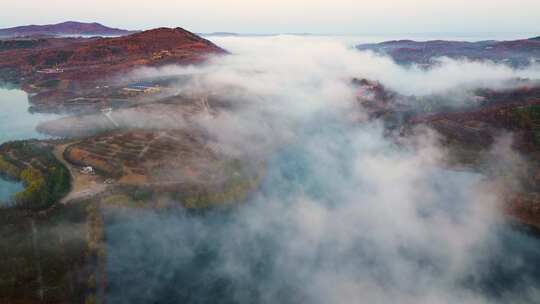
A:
[104,35,540,303]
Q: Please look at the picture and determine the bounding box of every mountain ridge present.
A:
[0,27,227,106]
[357,37,540,67]
[0,21,135,37]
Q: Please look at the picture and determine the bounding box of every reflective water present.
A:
[0,87,62,203]
[0,88,62,144]
[0,178,23,204]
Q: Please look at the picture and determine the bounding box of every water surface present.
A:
[0,88,62,144]
[0,87,62,203]
[0,178,23,204]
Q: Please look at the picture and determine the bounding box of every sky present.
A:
[2,0,540,35]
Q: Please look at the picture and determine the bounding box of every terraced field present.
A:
[63,129,262,207]
[66,130,209,180]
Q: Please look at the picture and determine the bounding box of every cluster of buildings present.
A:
[37,67,64,74]
[122,83,161,94]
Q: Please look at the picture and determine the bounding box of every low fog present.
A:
[137,35,540,96]
[105,35,540,303]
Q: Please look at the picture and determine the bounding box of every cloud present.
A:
[136,35,540,96]
[101,35,540,303]
[105,121,531,304]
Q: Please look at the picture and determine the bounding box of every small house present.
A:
[81,166,95,175]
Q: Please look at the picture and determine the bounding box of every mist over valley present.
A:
[0,17,540,304]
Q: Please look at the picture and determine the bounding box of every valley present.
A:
[0,23,540,303]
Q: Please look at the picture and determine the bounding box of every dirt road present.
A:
[53,143,108,204]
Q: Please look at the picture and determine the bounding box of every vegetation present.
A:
[0,39,43,52]
[513,105,540,145]
[38,78,61,89]
[0,155,20,179]
[0,202,90,303]
[97,160,265,210]
[15,168,47,208]
[85,203,106,304]
[181,160,265,209]
[44,50,74,66]
[514,104,540,126]
[0,140,71,211]
[182,180,255,209]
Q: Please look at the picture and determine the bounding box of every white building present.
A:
[80,166,95,175]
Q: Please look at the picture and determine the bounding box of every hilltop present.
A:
[0,27,226,108]
[0,21,134,37]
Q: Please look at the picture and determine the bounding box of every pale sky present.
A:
[2,0,540,35]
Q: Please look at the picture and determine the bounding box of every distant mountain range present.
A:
[357,36,540,67]
[199,32,240,37]
[0,21,135,37]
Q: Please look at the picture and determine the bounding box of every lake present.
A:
[0,178,23,204]
[0,88,63,144]
[0,87,62,204]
